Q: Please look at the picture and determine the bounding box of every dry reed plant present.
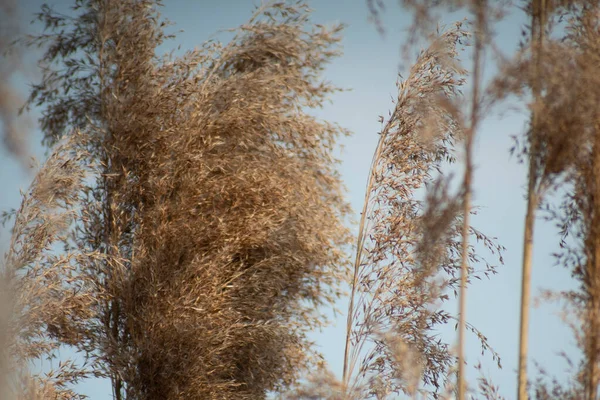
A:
[556,8,600,394]
[393,1,599,398]
[364,2,509,399]
[1,133,99,399]
[341,25,502,399]
[489,2,597,397]
[530,3,600,399]
[516,2,547,397]
[6,0,600,399]
[6,0,352,398]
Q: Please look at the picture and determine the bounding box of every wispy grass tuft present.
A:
[341,24,502,399]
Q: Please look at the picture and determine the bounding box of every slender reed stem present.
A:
[342,130,387,391]
[517,177,536,400]
[457,4,483,398]
[585,117,600,399]
[518,1,545,399]
[457,152,472,400]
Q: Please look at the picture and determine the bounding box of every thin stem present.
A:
[97,4,122,399]
[518,1,545,399]
[457,158,472,400]
[585,119,600,400]
[457,4,483,398]
[517,178,536,400]
[342,125,389,391]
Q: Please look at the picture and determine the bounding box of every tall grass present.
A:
[4,1,352,398]
[3,0,600,399]
[1,133,97,399]
[529,3,600,398]
[341,24,502,399]
[516,2,548,398]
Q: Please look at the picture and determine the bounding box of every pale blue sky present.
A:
[1,1,578,398]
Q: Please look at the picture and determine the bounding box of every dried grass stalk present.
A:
[8,0,352,398]
[535,3,600,399]
[1,133,98,399]
[342,24,502,399]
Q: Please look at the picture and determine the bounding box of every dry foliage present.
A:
[340,25,502,399]
[487,2,600,398]
[532,3,600,399]
[365,3,508,399]
[4,0,600,399]
[1,133,97,399]
[4,0,352,398]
